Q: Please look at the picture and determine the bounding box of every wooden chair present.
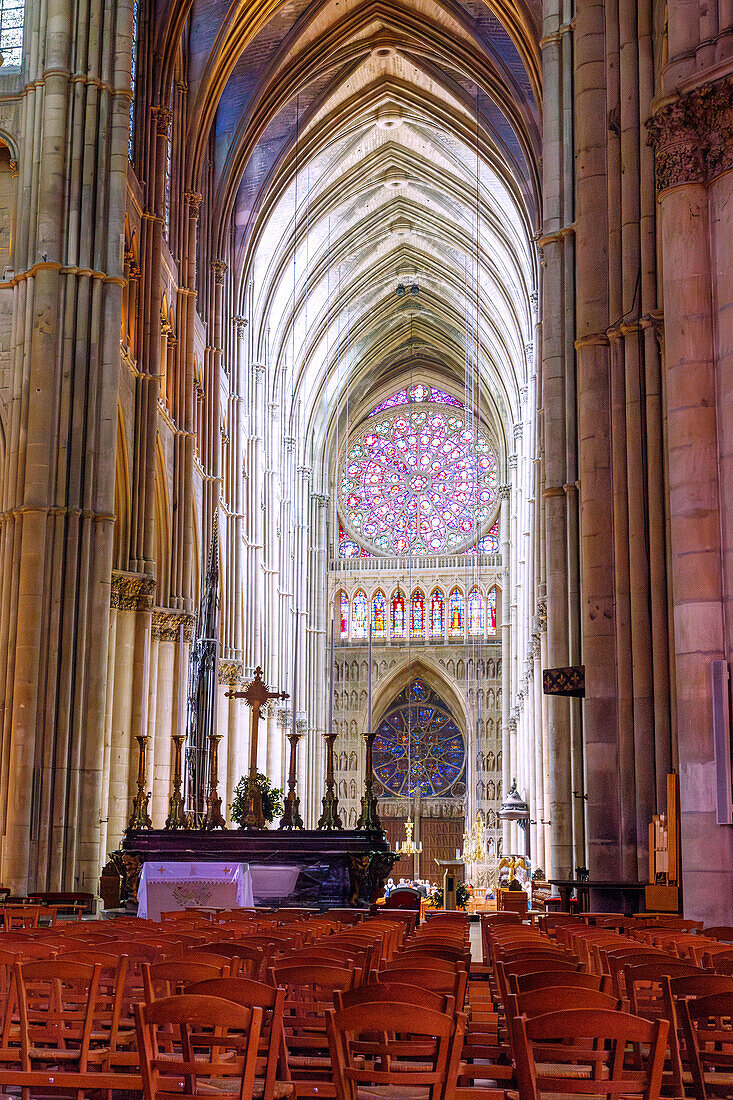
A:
[269,961,359,1090]
[326,1000,466,1100]
[512,1008,668,1100]
[679,991,733,1100]
[377,960,469,1007]
[623,958,700,1020]
[335,980,453,1015]
[134,993,263,1100]
[704,926,733,943]
[187,977,291,1100]
[15,959,101,1096]
[142,958,230,1000]
[662,973,733,1097]
[197,940,265,978]
[511,969,612,995]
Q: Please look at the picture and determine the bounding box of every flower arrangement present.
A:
[230,772,284,826]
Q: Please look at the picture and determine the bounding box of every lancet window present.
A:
[430,589,445,636]
[410,589,425,637]
[449,587,464,637]
[352,589,368,639]
[468,587,484,636]
[128,0,139,159]
[391,589,406,637]
[339,591,349,639]
[372,590,386,637]
[0,0,23,69]
[487,587,497,635]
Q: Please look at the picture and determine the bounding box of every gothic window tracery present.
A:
[0,0,24,69]
[488,587,498,634]
[340,391,498,556]
[449,587,464,637]
[430,588,445,636]
[410,589,425,637]
[339,591,349,639]
[468,587,484,635]
[352,589,368,639]
[391,589,406,637]
[372,590,386,637]
[372,678,465,797]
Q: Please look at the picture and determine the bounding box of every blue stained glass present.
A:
[129,0,139,160]
[352,589,368,639]
[369,383,464,417]
[410,589,425,637]
[391,590,406,637]
[372,678,465,797]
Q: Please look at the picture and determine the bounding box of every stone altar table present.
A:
[118,829,398,909]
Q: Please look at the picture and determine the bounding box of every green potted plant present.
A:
[230,772,284,827]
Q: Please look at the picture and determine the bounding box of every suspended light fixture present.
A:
[397,817,422,856]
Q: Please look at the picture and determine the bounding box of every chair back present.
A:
[16,960,101,1073]
[134,993,263,1100]
[326,1000,465,1100]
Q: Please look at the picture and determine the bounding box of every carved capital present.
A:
[233,316,248,338]
[536,598,547,631]
[211,260,227,285]
[153,106,172,137]
[219,659,246,687]
[647,75,733,191]
[508,454,518,470]
[498,483,511,500]
[184,191,203,218]
[152,608,194,642]
[253,364,266,381]
[111,571,156,612]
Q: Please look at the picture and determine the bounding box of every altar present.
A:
[118,828,398,910]
[138,862,253,919]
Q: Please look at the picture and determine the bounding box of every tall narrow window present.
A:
[410,589,425,637]
[0,0,24,69]
[468,587,484,636]
[391,589,406,638]
[164,93,173,236]
[372,590,386,638]
[430,589,444,637]
[448,587,464,637]
[352,590,368,639]
[128,0,139,160]
[339,591,349,640]
[487,587,497,635]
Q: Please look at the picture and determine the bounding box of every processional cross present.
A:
[227,666,288,828]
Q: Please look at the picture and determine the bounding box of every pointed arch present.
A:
[410,588,425,637]
[448,586,464,637]
[372,589,387,637]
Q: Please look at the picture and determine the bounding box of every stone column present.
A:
[648,79,733,922]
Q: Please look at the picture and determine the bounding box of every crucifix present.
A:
[227,666,288,828]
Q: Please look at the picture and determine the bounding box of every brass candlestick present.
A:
[165,734,187,829]
[128,734,152,830]
[202,734,226,829]
[357,729,381,832]
[280,732,304,830]
[317,732,343,830]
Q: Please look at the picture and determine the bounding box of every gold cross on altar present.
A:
[227,666,289,783]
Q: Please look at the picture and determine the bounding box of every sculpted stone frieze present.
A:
[151,609,194,642]
[647,76,733,191]
[110,571,156,612]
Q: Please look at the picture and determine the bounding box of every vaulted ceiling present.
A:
[160,0,541,473]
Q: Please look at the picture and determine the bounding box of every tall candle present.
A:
[140,624,150,736]
[176,623,185,737]
[292,610,299,740]
[327,616,335,736]
[367,622,372,738]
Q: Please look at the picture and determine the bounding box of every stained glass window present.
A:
[449,587,464,637]
[430,589,445,637]
[468,587,484,636]
[128,0,139,160]
[338,520,371,558]
[369,383,464,417]
[372,590,386,637]
[353,589,368,639]
[372,678,465,797]
[0,0,23,69]
[487,587,497,635]
[410,589,425,637]
[468,519,500,554]
[391,589,406,637]
[341,402,497,556]
[339,591,349,640]
[164,97,173,237]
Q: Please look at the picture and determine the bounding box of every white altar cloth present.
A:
[138,861,254,920]
[249,865,301,900]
